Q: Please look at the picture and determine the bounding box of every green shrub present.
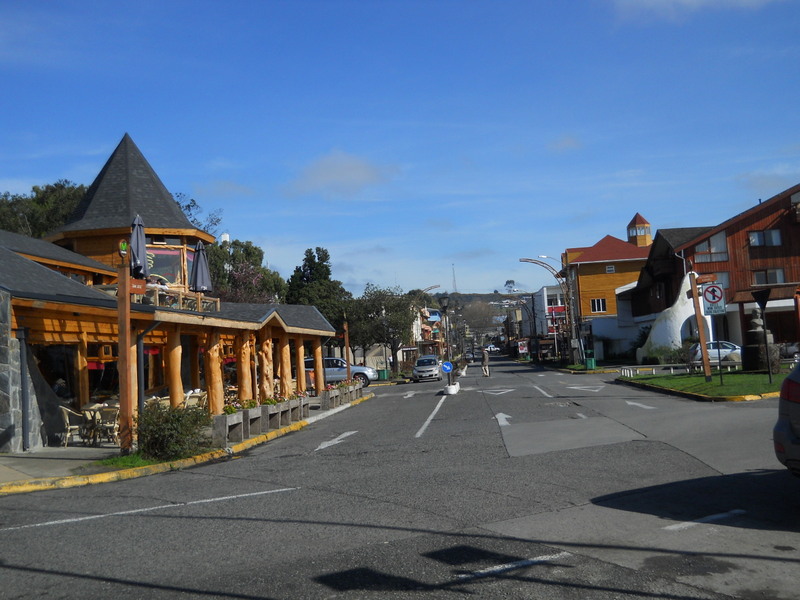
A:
[136,404,212,461]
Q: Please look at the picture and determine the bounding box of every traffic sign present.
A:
[442,361,453,373]
[702,283,726,315]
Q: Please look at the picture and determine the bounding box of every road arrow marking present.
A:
[626,401,656,410]
[533,385,552,398]
[484,389,514,395]
[315,431,357,451]
[566,385,605,393]
[494,413,512,427]
[575,413,588,419]
[403,391,416,398]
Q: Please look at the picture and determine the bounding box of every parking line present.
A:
[663,509,746,531]
[455,551,572,581]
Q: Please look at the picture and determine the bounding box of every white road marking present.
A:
[494,413,512,427]
[626,400,656,409]
[0,487,299,532]
[566,385,604,392]
[415,396,447,438]
[314,431,358,451]
[484,389,514,395]
[533,385,552,398]
[455,551,572,581]
[403,391,417,399]
[663,509,747,531]
[575,413,588,419]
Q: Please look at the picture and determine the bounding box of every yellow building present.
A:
[563,213,652,321]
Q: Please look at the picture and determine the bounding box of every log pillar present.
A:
[295,337,306,394]
[258,327,274,400]
[77,331,90,407]
[205,331,224,415]
[278,331,292,398]
[167,326,183,407]
[312,337,324,396]
[236,330,253,401]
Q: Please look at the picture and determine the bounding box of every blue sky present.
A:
[2,0,799,296]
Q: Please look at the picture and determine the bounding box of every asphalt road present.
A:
[1,356,797,599]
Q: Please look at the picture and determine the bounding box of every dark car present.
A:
[774,361,800,477]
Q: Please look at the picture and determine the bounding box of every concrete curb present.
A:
[615,378,780,402]
[0,392,374,497]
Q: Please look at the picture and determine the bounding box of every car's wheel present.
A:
[354,372,369,386]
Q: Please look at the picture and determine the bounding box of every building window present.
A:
[605,265,615,274]
[749,229,782,247]
[694,231,728,262]
[753,268,785,285]
[714,272,730,289]
[591,298,607,313]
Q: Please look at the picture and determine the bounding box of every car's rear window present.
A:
[417,358,436,366]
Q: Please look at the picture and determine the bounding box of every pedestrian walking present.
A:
[481,348,490,377]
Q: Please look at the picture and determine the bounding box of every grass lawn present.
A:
[619,370,786,397]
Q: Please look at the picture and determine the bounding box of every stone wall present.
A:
[0,291,45,453]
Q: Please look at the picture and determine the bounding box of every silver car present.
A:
[412,355,442,382]
[689,341,741,363]
[304,357,378,387]
[774,361,800,477]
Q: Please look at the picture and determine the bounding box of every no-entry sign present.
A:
[702,283,726,315]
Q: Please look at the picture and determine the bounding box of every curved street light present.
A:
[519,257,577,362]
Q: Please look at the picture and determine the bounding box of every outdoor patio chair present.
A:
[96,407,120,444]
[58,405,84,447]
[183,391,208,410]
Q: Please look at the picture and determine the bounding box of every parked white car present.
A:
[304,357,378,386]
[689,341,741,363]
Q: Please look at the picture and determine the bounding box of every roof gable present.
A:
[51,133,196,235]
[569,235,650,264]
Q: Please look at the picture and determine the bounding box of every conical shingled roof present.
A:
[53,133,195,234]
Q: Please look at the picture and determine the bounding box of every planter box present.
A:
[264,403,281,430]
[212,411,243,447]
[301,396,310,419]
[278,401,291,427]
[289,398,301,422]
[243,407,262,437]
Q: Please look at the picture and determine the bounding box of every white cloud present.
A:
[611,0,784,20]
[737,164,800,198]
[284,149,398,199]
[548,135,583,153]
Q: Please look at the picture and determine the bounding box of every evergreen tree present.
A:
[286,248,352,331]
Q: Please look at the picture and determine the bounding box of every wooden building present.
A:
[627,184,800,348]
[0,134,334,453]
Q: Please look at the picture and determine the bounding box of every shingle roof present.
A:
[568,235,650,264]
[657,227,713,250]
[0,229,114,274]
[218,302,335,334]
[0,247,118,307]
[627,213,650,227]
[51,133,196,235]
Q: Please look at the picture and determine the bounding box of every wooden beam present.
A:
[312,337,324,397]
[77,331,90,407]
[117,265,136,453]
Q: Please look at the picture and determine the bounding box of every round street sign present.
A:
[702,283,726,315]
[442,361,453,373]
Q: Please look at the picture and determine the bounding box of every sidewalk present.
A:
[0,392,376,496]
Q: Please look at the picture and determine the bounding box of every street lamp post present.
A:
[519,256,579,363]
[440,295,453,386]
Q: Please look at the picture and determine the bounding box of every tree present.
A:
[206,239,286,303]
[0,180,86,237]
[504,279,516,294]
[286,248,352,331]
[174,193,222,237]
[357,284,415,374]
